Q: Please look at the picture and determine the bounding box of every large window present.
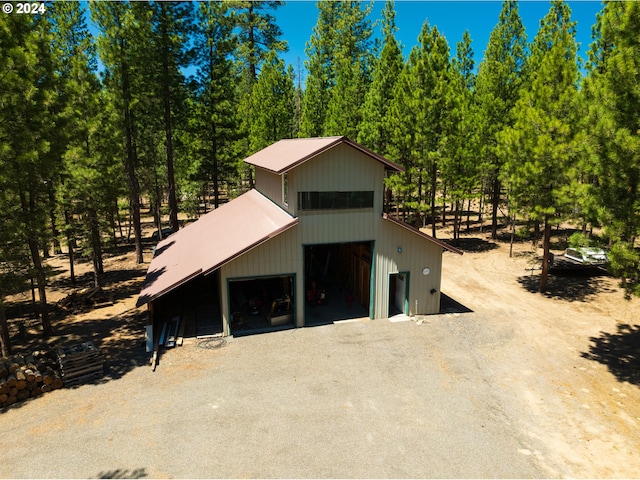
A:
[298,191,374,210]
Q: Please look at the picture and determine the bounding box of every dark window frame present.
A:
[298,191,374,210]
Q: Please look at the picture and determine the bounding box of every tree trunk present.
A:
[0,301,11,357]
[441,184,447,228]
[89,209,103,288]
[120,36,144,264]
[212,134,220,209]
[540,218,551,292]
[48,186,62,255]
[160,3,180,234]
[20,189,52,336]
[491,177,500,239]
[63,209,76,285]
[430,162,437,238]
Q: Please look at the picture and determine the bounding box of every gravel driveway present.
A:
[1,317,548,479]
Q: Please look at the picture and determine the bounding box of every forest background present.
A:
[0,0,639,354]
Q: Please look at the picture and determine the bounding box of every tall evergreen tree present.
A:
[357,0,403,156]
[584,2,640,295]
[323,1,374,138]
[300,1,373,138]
[386,21,453,236]
[249,51,295,153]
[192,1,239,210]
[442,30,479,244]
[232,0,287,188]
[499,0,581,292]
[150,1,193,234]
[0,12,56,335]
[475,0,528,239]
[91,1,153,264]
[299,2,340,137]
[50,1,117,288]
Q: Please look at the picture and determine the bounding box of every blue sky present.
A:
[275,1,604,81]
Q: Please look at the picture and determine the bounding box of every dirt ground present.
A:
[3,219,640,477]
[438,226,640,477]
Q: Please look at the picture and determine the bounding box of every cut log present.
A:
[0,382,8,395]
[16,389,30,400]
[6,374,17,388]
[5,395,16,405]
[0,359,8,378]
[42,367,55,385]
[9,387,18,396]
[15,369,27,389]
[8,360,20,374]
[40,384,51,393]
[23,368,36,382]
[0,393,7,403]
[51,377,63,390]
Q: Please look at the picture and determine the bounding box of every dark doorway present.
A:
[228,275,295,336]
[304,241,372,326]
[389,272,409,316]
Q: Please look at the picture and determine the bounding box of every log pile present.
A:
[57,341,104,387]
[56,287,113,314]
[0,351,63,408]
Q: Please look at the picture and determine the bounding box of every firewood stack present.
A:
[0,350,64,408]
[56,341,105,387]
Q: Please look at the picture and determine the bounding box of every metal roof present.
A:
[243,136,404,174]
[382,213,464,255]
[136,189,298,308]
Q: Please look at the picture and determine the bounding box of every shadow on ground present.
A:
[440,292,473,314]
[517,270,613,302]
[582,324,640,386]
[96,468,148,479]
[449,237,500,253]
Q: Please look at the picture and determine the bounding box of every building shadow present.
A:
[581,324,640,386]
[439,292,473,314]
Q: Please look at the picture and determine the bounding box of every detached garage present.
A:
[137,136,462,346]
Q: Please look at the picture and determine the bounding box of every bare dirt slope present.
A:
[438,231,640,477]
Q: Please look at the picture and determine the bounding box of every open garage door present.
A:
[228,275,295,335]
[304,241,372,326]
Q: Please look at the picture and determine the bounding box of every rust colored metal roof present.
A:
[243,136,404,174]
[136,190,298,308]
[382,213,464,255]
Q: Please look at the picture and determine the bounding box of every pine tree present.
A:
[231,0,287,187]
[442,30,479,245]
[584,2,640,295]
[50,1,117,288]
[249,51,295,153]
[475,0,528,239]
[499,0,581,292]
[149,1,193,234]
[323,1,374,138]
[0,12,57,336]
[300,1,373,138]
[91,1,153,264]
[357,0,403,156]
[385,46,422,222]
[299,2,340,137]
[192,1,239,210]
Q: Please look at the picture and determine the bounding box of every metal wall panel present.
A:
[373,219,443,317]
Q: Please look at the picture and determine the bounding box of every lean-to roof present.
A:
[382,213,464,255]
[243,136,404,174]
[136,189,298,308]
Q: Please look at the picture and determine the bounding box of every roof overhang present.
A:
[243,136,404,175]
[136,190,298,308]
[382,213,463,255]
